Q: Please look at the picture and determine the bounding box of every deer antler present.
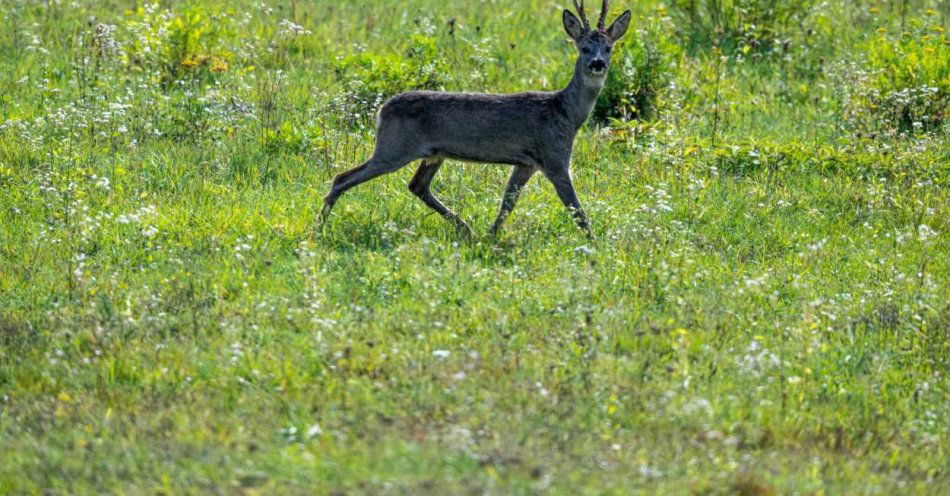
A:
[572,0,591,31]
[598,0,610,30]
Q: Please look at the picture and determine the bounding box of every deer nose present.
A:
[589,59,606,72]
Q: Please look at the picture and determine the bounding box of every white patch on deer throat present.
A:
[585,72,607,87]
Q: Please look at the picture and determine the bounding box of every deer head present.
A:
[562,1,632,79]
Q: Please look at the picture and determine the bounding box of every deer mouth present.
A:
[588,59,607,76]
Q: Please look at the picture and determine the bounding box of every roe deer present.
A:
[321,1,631,239]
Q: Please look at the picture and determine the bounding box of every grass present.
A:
[0,0,948,494]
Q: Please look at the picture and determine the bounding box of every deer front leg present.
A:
[489,166,536,236]
[542,167,593,240]
[408,158,473,238]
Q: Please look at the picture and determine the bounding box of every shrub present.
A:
[124,3,235,88]
[864,29,949,134]
[835,27,949,136]
[261,120,306,156]
[333,34,447,127]
[666,0,819,55]
[714,142,788,177]
[593,15,681,124]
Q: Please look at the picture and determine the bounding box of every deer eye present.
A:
[605,46,612,53]
[581,46,591,54]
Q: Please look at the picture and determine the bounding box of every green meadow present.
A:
[0,0,948,493]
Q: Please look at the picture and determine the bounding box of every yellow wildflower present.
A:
[180,56,200,69]
[210,58,229,73]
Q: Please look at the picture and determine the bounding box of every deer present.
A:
[321,1,631,240]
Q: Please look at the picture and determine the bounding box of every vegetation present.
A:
[0,0,947,494]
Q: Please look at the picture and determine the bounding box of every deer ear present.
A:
[563,10,585,41]
[607,10,632,42]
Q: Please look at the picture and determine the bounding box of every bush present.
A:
[333,34,448,126]
[593,15,681,124]
[835,27,949,136]
[261,120,306,156]
[864,29,949,134]
[667,0,818,55]
[714,142,791,177]
[124,3,235,88]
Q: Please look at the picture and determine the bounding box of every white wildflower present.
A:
[307,424,323,438]
[94,175,111,191]
[574,245,595,255]
[918,224,938,242]
[279,19,311,37]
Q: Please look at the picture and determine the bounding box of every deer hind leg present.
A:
[408,158,473,237]
[321,151,417,223]
[321,119,425,222]
[489,166,536,236]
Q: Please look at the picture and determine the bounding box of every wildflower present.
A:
[574,245,595,255]
[180,56,200,69]
[736,340,782,378]
[306,424,323,438]
[210,58,229,73]
[94,175,111,190]
[279,19,312,38]
[806,238,828,252]
[682,398,713,416]
[280,426,298,442]
[93,24,122,55]
[918,224,938,241]
[744,274,767,288]
[639,464,663,479]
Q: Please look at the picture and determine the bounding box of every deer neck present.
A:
[559,59,605,131]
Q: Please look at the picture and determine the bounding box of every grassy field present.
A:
[1,0,948,494]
